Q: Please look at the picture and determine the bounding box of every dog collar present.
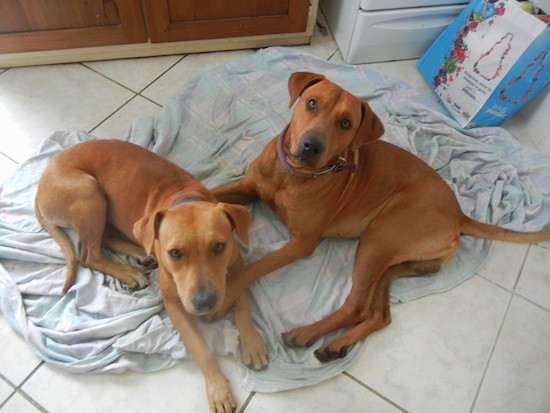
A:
[172,196,205,206]
[277,123,356,179]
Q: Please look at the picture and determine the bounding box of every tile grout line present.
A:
[136,94,163,109]
[0,371,16,409]
[133,54,188,107]
[238,391,256,413]
[81,54,187,98]
[0,150,19,166]
[511,244,550,314]
[0,361,49,412]
[475,253,550,315]
[512,244,531,291]
[468,245,531,413]
[343,371,410,413]
[80,62,143,95]
[87,94,139,135]
[474,273,512,295]
[468,292,513,413]
[136,54,188,95]
[81,54,189,133]
[513,291,550,313]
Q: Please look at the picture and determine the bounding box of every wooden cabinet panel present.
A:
[0,0,317,67]
[146,0,310,43]
[0,0,147,53]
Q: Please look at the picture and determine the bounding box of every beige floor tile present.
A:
[516,245,550,311]
[473,296,550,413]
[0,64,133,162]
[0,316,42,386]
[22,357,249,413]
[476,241,529,290]
[83,55,183,93]
[347,276,510,413]
[91,95,161,139]
[246,373,402,413]
[0,379,14,405]
[141,50,255,105]
[0,392,42,413]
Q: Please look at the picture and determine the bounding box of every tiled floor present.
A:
[1,12,550,413]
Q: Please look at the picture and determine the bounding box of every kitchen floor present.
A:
[1,12,550,413]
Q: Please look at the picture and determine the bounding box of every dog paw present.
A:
[138,256,158,270]
[240,330,268,371]
[206,377,237,413]
[281,328,316,348]
[314,344,350,363]
[130,272,150,289]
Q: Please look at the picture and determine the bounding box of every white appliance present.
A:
[320,0,469,63]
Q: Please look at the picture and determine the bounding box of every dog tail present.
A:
[461,216,550,244]
[35,202,78,294]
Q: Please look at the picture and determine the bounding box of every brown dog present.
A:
[35,139,267,413]
[212,71,550,363]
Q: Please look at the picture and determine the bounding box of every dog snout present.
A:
[192,288,218,313]
[299,135,324,164]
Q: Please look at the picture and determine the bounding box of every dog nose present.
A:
[299,135,324,163]
[192,290,217,312]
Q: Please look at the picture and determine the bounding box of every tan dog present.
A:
[35,139,267,413]
[212,71,550,362]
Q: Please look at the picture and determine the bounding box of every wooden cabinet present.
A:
[0,0,318,67]
[0,0,147,53]
[145,0,310,42]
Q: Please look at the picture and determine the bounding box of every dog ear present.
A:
[133,211,164,255]
[351,101,385,151]
[217,203,250,245]
[288,72,326,108]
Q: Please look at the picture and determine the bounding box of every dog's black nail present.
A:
[339,346,349,358]
[314,349,328,362]
[326,348,339,360]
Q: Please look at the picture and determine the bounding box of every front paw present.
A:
[281,327,317,348]
[206,376,237,413]
[137,256,158,270]
[314,344,350,363]
[240,329,268,371]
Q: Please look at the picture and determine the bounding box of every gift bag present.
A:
[418,0,550,128]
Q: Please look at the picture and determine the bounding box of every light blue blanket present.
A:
[1,47,549,393]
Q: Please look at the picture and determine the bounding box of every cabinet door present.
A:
[0,0,147,53]
[145,0,310,43]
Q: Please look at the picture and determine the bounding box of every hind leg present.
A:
[282,204,461,359]
[102,225,157,270]
[78,217,150,290]
[282,258,411,351]
[59,174,149,289]
[282,232,395,349]
[313,261,426,362]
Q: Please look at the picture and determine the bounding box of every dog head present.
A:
[285,71,384,169]
[133,202,249,316]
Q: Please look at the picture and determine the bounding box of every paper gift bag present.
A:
[418,0,549,128]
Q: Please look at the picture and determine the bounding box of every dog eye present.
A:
[340,118,351,129]
[306,99,317,111]
[168,249,184,261]
[213,242,226,254]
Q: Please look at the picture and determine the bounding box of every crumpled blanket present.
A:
[1,47,549,393]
